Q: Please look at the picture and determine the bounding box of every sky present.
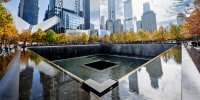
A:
[3,0,194,29]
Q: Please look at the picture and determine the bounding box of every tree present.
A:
[152,30,159,41]
[184,8,200,40]
[45,30,57,43]
[94,34,99,42]
[7,33,19,44]
[32,28,46,43]
[115,30,121,43]
[81,32,89,43]
[169,25,183,40]
[58,33,68,44]
[0,4,13,47]
[88,36,94,42]
[19,30,32,46]
[127,30,137,42]
[103,34,109,43]
[158,26,168,42]
[121,31,128,42]
[109,33,115,43]
[70,34,76,42]
[145,31,152,41]
[0,0,11,3]
[137,30,148,42]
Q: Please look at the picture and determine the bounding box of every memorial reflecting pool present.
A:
[17,45,183,99]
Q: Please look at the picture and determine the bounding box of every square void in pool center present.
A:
[53,55,149,82]
[84,60,117,70]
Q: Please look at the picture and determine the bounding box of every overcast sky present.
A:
[3,0,194,28]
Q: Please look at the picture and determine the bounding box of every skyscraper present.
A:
[136,21,142,31]
[100,16,105,29]
[44,0,84,33]
[115,19,122,32]
[124,0,134,32]
[84,0,90,29]
[108,0,115,22]
[106,20,114,33]
[18,0,39,25]
[141,2,157,33]
[106,0,115,33]
[177,13,186,26]
[143,2,150,13]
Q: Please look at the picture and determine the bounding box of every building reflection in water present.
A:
[128,71,139,94]
[146,58,163,89]
[19,50,90,100]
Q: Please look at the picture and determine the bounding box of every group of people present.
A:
[186,40,200,47]
[0,44,19,54]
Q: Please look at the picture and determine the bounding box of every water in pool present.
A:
[53,55,149,83]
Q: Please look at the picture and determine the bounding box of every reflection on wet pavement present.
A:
[0,50,17,79]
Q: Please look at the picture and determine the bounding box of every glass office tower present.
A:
[18,0,39,25]
[45,0,84,33]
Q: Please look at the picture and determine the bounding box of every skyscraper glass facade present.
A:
[18,0,39,25]
[83,0,90,29]
[45,0,84,33]
[141,11,157,33]
[124,0,134,32]
[143,2,150,13]
[108,0,115,21]
[62,11,84,30]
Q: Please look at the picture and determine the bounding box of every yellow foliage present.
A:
[58,33,68,43]
[19,29,32,45]
[81,32,89,42]
[103,34,109,43]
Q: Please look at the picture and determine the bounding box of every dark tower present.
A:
[83,0,90,29]
[18,0,39,25]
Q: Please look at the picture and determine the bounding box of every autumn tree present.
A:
[158,26,168,42]
[32,28,46,43]
[110,33,115,43]
[94,34,99,42]
[45,30,57,43]
[19,30,32,46]
[152,30,159,41]
[103,34,109,43]
[7,33,19,44]
[88,36,94,42]
[121,31,128,42]
[58,33,68,44]
[137,30,148,42]
[81,32,89,43]
[169,25,183,40]
[70,34,77,43]
[145,31,152,41]
[184,8,200,40]
[0,4,13,47]
[127,30,137,42]
[0,0,11,3]
[115,30,121,43]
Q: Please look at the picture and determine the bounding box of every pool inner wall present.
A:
[28,44,175,61]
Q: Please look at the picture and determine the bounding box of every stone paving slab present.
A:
[82,79,118,96]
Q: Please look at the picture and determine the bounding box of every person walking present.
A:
[0,45,2,54]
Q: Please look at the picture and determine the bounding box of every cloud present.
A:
[99,0,193,27]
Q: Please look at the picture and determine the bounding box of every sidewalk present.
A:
[0,51,20,100]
